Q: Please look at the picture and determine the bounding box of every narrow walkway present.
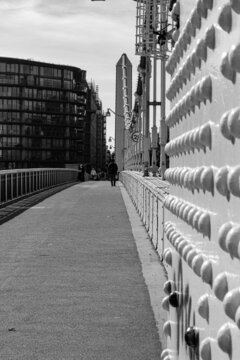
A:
[0,181,165,360]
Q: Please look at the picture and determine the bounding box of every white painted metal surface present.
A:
[163,0,240,359]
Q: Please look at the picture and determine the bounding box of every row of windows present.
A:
[0,74,74,90]
[0,87,85,104]
[0,63,74,80]
[0,100,83,115]
[0,137,67,148]
[0,149,67,161]
[0,86,20,97]
[0,112,82,126]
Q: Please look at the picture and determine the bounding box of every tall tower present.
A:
[115,54,132,171]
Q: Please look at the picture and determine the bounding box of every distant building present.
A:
[115,54,132,171]
[0,57,106,170]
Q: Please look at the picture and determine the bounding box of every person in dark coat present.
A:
[108,158,118,187]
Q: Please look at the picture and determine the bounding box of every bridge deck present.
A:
[0,180,165,360]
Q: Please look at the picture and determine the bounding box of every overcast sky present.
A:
[0,0,140,140]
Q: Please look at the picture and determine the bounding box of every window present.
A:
[0,63,6,72]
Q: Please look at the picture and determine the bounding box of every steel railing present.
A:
[0,168,78,206]
[121,170,169,254]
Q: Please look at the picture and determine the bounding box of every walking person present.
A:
[108,158,118,187]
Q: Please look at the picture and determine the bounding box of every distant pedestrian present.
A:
[108,158,118,187]
[78,164,85,182]
[91,167,97,180]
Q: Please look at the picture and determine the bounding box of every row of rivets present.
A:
[164,166,215,194]
[165,0,213,76]
[212,273,240,338]
[166,76,212,128]
[218,221,240,258]
[166,28,215,102]
[220,106,240,141]
[165,165,240,199]
[165,222,213,283]
[164,196,211,237]
[213,271,240,301]
[200,323,238,358]
[223,288,240,325]
[165,122,212,157]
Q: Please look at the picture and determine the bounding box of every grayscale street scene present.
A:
[0,0,240,359]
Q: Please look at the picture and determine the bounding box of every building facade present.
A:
[115,54,132,172]
[0,57,106,170]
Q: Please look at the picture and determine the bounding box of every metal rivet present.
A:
[182,204,192,222]
[230,0,240,14]
[219,110,235,143]
[217,323,235,356]
[198,212,211,238]
[213,272,229,301]
[163,321,172,337]
[161,349,176,360]
[163,280,175,294]
[229,44,240,73]
[226,224,240,258]
[218,221,234,252]
[234,306,240,329]
[187,249,200,268]
[227,166,240,197]
[215,166,230,199]
[221,52,236,83]
[228,107,240,138]
[201,260,213,286]
[191,8,202,30]
[201,167,214,194]
[164,249,173,265]
[178,239,190,255]
[200,76,212,103]
[205,25,215,50]
[162,296,170,311]
[192,253,206,277]
[200,338,214,360]
[218,4,232,33]
[223,288,240,320]
[182,244,195,260]
[202,0,213,10]
[198,294,209,321]
[199,122,212,149]
[186,19,196,38]
[197,0,208,18]
[194,166,206,190]
[196,39,207,62]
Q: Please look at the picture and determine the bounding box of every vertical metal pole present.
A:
[159,1,167,178]
[160,58,167,177]
[143,57,151,176]
[151,56,158,175]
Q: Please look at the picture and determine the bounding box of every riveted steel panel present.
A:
[163,1,240,359]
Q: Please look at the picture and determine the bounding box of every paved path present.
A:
[0,181,166,360]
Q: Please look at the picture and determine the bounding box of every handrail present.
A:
[121,170,169,253]
[0,168,78,206]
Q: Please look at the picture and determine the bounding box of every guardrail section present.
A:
[121,171,169,255]
[0,168,78,206]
